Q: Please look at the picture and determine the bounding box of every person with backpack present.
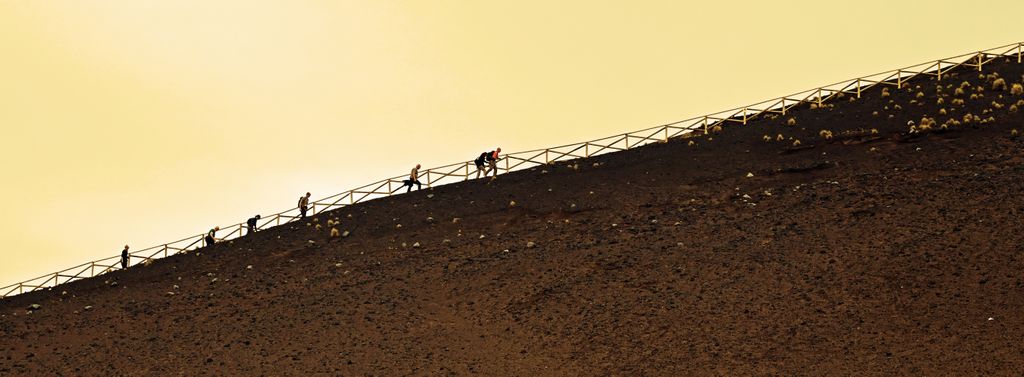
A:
[298,192,311,218]
[246,215,261,235]
[484,148,502,177]
[121,245,130,269]
[205,226,220,247]
[474,148,502,178]
[401,164,422,192]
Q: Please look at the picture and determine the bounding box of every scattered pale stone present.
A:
[395,224,402,229]
[509,200,517,207]
[526,241,536,248]
[84,306,93,311]
[173,285,179,290]
[28,304,41,311]
[330,228,340,237]
[442,239,451,244]
[412,242,421,248]
[335,263,343,268]
[746,172,754,178]
[452,218,461,224]
[342,230,351,238]
[479,234,486,239]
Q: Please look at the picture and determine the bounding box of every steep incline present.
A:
[2,59,1024,375]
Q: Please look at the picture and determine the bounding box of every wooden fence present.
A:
[2,41,1022,299]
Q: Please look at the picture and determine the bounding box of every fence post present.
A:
[977,53,984,71]
[897,71,902,89]
[742,108,748,125]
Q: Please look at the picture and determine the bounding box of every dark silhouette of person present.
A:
[247,215,261,235]
[298,192,311,218]
[121,245,129,269]
[402,164,422,192]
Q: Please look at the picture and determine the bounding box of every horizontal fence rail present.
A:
[2,41,1022,299]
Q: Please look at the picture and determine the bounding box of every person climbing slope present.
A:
[474,147,502,179]
[246,215,261,235]
[484,148,502,178]
[205,226,220,247]
[298,192,311,218]
[402,164,422,192]
[121,245,130,269]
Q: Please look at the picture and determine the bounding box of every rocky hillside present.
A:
[2,58,1024,375]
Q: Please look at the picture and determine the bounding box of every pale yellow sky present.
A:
[0,0,1021,284]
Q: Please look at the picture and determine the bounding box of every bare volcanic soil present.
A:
[3,59,1024,376]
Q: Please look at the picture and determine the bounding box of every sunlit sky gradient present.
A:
[0,0,1021,284]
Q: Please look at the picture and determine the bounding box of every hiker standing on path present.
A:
[121,245,129,269]
[474,148,502,178]
[298,192,311,218]
[402,164,422,192]
[205,226,220,247]
[247,215,261,235]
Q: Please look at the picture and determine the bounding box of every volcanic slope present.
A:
[3,59,1024,376]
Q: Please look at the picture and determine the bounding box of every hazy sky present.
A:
[1,0,1022,285]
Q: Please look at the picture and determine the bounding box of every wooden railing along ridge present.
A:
[2,41,1022,299]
